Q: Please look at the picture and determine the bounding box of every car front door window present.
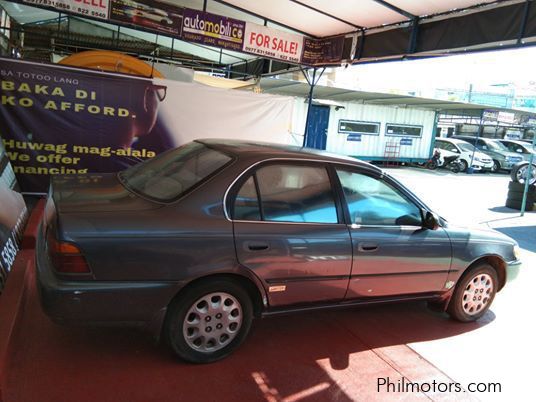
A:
[336,170,422,226]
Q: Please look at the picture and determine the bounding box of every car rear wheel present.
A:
[164,279,253,363]
[447,264,498,322]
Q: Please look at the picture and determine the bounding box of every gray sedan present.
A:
[36,139,521,363]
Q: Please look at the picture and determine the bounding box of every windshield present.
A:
[457,142,476,152]
[486,141,508,151]
[119,142,233,202]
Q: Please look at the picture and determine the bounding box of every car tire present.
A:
[490,160,501,173]
[508,181,536,192]
[425,160,438,170]
[447,264,498,322]
[506,190,535,204]
[164,278,253,364]
[510,162,536,185]
[459,159,468,172]
[505,198,534,210]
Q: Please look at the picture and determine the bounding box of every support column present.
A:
[520,134,536,216]
[301,67,325,147]
[468,111,484,174]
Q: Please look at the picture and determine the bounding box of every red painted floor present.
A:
[1,201,486,401]
[3,262,485,401]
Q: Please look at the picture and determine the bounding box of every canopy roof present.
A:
[1,0,535,77]
[204,0,501,37]
[260,77,536,120]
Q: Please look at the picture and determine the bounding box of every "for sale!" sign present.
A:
[243,23,303,63]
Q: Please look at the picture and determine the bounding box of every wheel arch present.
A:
[437,254,506,312]
[152,271,266,341]
[176,272,266,317]
[464,254,507,291]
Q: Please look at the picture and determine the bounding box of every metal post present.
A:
[302,68,317,147]
[520,134,536,216]
[467,110,484,174]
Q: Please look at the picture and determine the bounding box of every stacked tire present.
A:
[505,181,535,210]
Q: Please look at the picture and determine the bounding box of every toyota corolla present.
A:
[36,139,521,363]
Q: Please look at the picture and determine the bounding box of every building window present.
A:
[385,124,422,137]
[338,120,380,135]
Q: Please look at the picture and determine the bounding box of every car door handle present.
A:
[358,243,379,252]
[245,242,270,251]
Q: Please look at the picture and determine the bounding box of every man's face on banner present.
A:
[131,83,167,140]
[107,82,167,148]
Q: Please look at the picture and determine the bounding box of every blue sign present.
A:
[400,138,413,146]
[347,134,361,142]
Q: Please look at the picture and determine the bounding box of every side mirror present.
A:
[423,211,440,230]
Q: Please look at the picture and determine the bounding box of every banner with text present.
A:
[0,58,173,193]
[12,1,349,66]
[0,58,295,194]
[182,8,244,51]
[0,139,27,294]
[242,23,303,63]
[109,0,183,36]
[23,0,110,20]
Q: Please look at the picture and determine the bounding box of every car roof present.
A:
[436,138,466,145]
[501,139,528,144]
[197,138,382,173]
[453,135,498,143]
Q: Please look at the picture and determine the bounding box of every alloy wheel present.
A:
[515,164,536,185]
[461,273,494,316]
[182,292,243,353]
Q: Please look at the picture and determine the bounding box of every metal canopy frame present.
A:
[2,0,536,148]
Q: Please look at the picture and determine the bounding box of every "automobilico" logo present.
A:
[183,10,244,45]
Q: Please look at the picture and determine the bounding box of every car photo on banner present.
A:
[0,141,28,293]
[110,0,183,35]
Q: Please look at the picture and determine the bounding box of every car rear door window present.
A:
[254,164,338,224]
[336,170,422,226]
[234,176,261,221]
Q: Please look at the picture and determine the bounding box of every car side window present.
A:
[435,141,445,150]
[255,164,338,224]
[233,176,261,221]
[336,169,422,226]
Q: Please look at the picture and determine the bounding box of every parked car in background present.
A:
[499,139,536,162]
[452,135,524,172]
[36,140,521,363]
[434,138,493,172]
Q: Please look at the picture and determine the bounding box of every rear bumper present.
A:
[35,227,182,327]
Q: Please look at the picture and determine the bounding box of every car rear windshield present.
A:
[119,142,232,202]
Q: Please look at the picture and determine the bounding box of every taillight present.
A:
[47,231,91,274]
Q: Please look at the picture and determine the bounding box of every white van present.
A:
[434,138,494,172]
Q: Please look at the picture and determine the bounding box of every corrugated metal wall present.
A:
[291,98,437,161]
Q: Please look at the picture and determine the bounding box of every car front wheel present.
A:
[447,264,498,322]
[164,279,253,363]
[458,159,468,172]
[491,160,500,173]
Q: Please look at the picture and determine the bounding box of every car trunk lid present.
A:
[51,173,159,214]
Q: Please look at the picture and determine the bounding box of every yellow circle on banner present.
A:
[58,50,164,78]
